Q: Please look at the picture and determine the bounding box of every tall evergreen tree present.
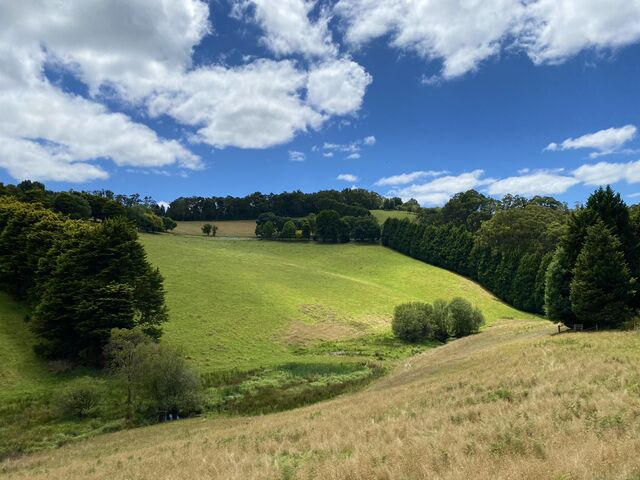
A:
[586,186,639,277]
[569,222,635,328]
[31,218,168,365]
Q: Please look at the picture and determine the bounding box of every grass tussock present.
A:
[4,319,640,479]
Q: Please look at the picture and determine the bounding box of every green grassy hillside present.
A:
[370,209,417,223]
[0,293,62,401]
[140,235,531,372]
[0,235,534,457]
[172,220,257,237]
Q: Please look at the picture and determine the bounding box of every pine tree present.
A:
[569,222,635,328]
[587,186,639,278]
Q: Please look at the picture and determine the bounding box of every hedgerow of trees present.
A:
[166,188,386,221]
[255,210,381,243]
[383,186,639,330]
[382,191,569,315]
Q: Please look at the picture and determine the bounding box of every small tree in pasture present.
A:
[106,327,201,421]
[201,223,213,236]
[162,217,177,231]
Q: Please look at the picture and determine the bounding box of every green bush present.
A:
[258,220,275,239]
[447,297,484,337]
[301,221,311,239]
[392,302,433,342]
[430,298,450,341]
[107,328,202,421]
[53,377,102,419]
[280,220,296,239]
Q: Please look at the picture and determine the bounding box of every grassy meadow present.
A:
[0,293,117,456]
[0,233,533,457]
[6,320,640,480]
[172,219,257,237]
[0,292,55,401]
[171,211,416,238]
[370,209,417,223]
[140,234,531,372]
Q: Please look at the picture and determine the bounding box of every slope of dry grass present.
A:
[5,320,640,480]
[172,220,257,237]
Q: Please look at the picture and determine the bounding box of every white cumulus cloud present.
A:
[390,170,493,205]
[306,59,372,115]
[572,160,640,185]
[375,170,447,186]
[147,60,325,149]
[545,125,637,158]
[335,0,640,80]
[487,170,579,196]
[337,173,358,182]
[231,0,337,58]
[0,0,373,181]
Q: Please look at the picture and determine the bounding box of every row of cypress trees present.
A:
[382,187,639,328]
[0,197,168,365]
[381,219,551,313]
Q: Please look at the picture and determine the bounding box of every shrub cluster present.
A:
[53,377,103,419]
[392,297,485,343]
[107,327,202,421]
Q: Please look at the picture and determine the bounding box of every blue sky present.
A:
[1,0,640,206]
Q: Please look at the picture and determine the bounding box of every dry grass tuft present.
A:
[4,320,640,479]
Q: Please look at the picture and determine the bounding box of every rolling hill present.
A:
[0,232,533,457]
[5,320,640,479]
[139,234,531,372]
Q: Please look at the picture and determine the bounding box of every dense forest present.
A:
[166,189,393,220]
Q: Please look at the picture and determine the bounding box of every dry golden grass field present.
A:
[172,220,257,237]
[4,320,640,480]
